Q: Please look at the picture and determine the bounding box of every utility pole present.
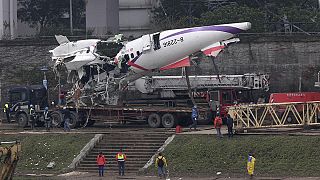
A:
[70,0,73,35]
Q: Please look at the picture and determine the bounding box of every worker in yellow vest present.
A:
[116,148,126,176]
[3,103,10,123]
[247,152,256,179]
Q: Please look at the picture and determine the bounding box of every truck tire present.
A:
[17,113,28,127]
[148,113,161,128]
[161,113,176,128]
[51,111,63,127]
[69,111,79,129]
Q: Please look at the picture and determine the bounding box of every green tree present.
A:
[199,5,265,32]
[18,0,85,35]
[152,0,209,30]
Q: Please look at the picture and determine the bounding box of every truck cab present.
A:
[8,85,48,127]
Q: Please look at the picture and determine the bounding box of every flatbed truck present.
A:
[7,73,269,128]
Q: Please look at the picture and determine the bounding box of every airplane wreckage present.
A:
[50,22,251,106]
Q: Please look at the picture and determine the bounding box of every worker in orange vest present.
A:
[214,113,223,138]
[116,148,127,176]
[96,151,106,177]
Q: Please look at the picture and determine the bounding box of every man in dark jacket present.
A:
[62,107,71,131]
[44,107,51,131]
[29,105,36,130]
[189,105,198,131]
[226,114,234,138]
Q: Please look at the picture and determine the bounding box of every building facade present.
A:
[0,0,159,39]
[0,0,17,40]
[86,0,119,36]
[86,0,159,37]
[119,0,159,37]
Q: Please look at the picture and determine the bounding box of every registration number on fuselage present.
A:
[162,37,184,47]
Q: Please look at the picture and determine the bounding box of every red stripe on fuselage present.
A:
[160,57,190,71]
[128,61,148,71]
[202,45,224,56]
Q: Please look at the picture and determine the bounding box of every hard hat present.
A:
[45,107,48,110]
[63,106,67,109]
[30,105,34,108]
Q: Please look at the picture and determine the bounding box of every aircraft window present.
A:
[130,53,134,59]
[124,54,130,62]
[137,51,140,56]
[153,33,161,50]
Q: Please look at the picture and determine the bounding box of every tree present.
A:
[18,0,86,35]
[199,5,266,32]
[152,0,320,33]
[151,0,208,30]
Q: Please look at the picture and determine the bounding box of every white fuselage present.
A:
[116,22,251,73]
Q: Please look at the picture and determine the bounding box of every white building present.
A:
[86,0,159,37]
[0,0,17,40]
[119,0,159,37]
[0,0,159,39]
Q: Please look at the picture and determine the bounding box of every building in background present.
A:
[86,0,159,38]
[0,0,17,40]
[0,0,159,39]
[119,0,158,37]
[86,0,119,37]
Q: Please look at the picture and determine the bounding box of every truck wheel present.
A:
[51,111,63,127]
[161,113,176,128]
[148,113,161,128]
[69,111,79,129]
[17,113,28,127]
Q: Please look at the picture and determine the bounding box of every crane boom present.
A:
[133,73,269,93]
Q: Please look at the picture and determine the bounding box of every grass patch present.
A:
[0,134,93,174]
[147,135,320,177]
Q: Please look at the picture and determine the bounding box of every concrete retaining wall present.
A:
[1,35,320,104]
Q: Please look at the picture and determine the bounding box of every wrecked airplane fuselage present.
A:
[50,35,124,105]
[50,22,251,106]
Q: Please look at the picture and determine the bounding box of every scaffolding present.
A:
[228,101,320,130]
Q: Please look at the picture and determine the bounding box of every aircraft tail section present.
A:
[55,35,70,44]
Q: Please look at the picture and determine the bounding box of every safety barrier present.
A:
[227,101,320,129]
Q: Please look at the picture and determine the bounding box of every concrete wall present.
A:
[0,35,320,103]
